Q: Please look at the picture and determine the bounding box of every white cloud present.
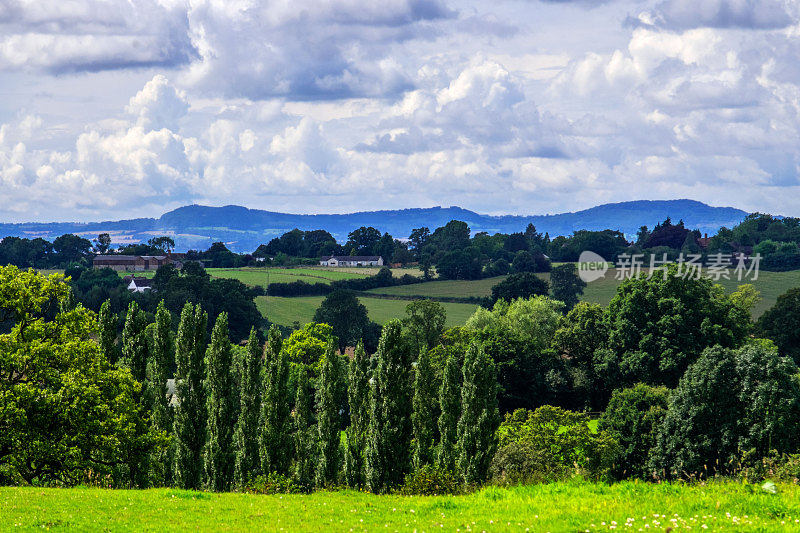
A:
[0,0,196,72]
[126,75,190,131]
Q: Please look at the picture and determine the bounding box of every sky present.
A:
[1,0,800,222]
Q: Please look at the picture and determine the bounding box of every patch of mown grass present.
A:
[255,295,477,327]
[3,481,800,532]
[207,267,367,287]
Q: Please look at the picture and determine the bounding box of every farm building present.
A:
[93,254,178,271]
[123,275,153,293]
[319,255,384,267]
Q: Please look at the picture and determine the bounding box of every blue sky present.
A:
[1,0,799,221]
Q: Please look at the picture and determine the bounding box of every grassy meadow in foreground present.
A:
[4,481,800,532]
[256,295,477,327]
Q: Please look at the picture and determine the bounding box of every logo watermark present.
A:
[577,252,761,283]
[577,251,609,283]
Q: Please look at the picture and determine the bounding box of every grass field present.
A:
[256,295,477,327]
[581,268,800,318]
[207,267,368,287]
[367,268,800,318]
[3,481,800,532]
[366,276,508,299]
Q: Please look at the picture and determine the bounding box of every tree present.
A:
[94,233,112,254]
[173,303,208,490]
[316,339,343,486]
[148,236,175,254]
[52,233,92,266]
[552,302,611,409]
[0,266,165,486]
[456,342,499,484]
[344,341,370,488]
[203,312,236,491]
[121,301,148,382]
[147,301,174,486]
[466,297,565,412]
[403,299,446,353]
[650,341,800,478]
[292,366,316,488]
[313,290,373,351]
[234,328,262,488]
[366,320,413,493]
[549,263,586,311]
[606,266,750,388]
[412,347,437,470]
[757,287,800,364]
[437,353,461,472]
[98,299,118,363]
[488,272,549,305]
[346,226,382,255]
[598,384,669,479]
[260,325,293,475]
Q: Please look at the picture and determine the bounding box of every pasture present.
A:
[3,481,800,532]
[368,268,800,318]
[256,295,477,327]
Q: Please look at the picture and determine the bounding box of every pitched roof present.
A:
[320,255,381,261]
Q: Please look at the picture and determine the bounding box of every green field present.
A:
[367,268,800,318]
[581,268,800,318]
[207,267,367,287]
[367,276,508,299]
[3,481,799,532]
[256,295,477,327]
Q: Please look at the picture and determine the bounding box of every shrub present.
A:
[244,472,307,494]
[598,384,669,479]
[489,406,620,485]
[397,465,465,495]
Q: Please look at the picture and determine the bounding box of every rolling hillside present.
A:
[0,199,749,253]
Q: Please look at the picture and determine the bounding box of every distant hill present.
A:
[0,200,749,253]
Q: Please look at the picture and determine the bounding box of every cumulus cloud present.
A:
[4,0,800,221]
[126,75,190,131]
[182,0,454,100]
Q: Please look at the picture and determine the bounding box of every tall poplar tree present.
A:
[344,341,370,488]
[147,301,174,486]
[365,320,413,493]
[292,366,315,488]
[456,342,499,484]
[172,303,208,490]
[437,352,461,472]
[259,325,292,475]
[316,339,342,486]
[412,347,437,470]
[203,312,236,492]
[121,301,148,382]
[234,328,262,488]
[98,300,117,363]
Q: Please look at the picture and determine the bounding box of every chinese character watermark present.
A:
[577,251,762,283]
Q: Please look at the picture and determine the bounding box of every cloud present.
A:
[0,0,196,73]
[631,0,795,30]
[181,0,454,100]
[126,75,190,131]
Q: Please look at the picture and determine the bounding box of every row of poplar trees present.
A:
[98,298,500,492]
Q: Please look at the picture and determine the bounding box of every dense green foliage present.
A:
[366,320,413,493]
[758,287,800,364]
[233,328,262,488]
[491,406,620,484]
[598,384,670,479]
[203,313,236,492]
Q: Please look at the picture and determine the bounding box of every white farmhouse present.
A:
[319,255,384,267]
